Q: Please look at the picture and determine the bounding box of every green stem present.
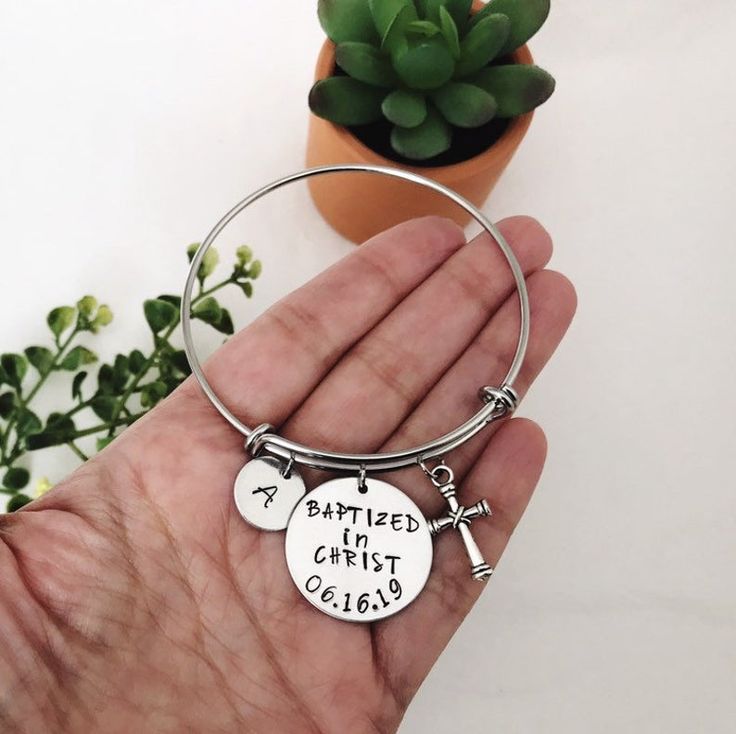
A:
[66,441,89,462]
[105,322,177,436]
[65,398,93,420]
[72,412,145,441]
[0,272,241,468]
[105,277,232,436]
[3,399,94,465]
[0,327,80,464]
[0,424,11,467]
[2,441,21,468]
[24,328,80,407]
[197,279,232,300]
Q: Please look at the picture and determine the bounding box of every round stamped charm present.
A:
[285,477,433,622]
[234,457,305,531]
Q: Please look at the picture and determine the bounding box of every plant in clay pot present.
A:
[306,0,555,243]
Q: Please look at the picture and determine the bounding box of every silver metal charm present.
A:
[233,456,305,531]
[285,477,433,622]
[424,461,494,581]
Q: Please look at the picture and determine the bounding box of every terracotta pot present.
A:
[305,11,535,243]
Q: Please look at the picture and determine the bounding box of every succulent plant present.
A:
[311,0,555,161]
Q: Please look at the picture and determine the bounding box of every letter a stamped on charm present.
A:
[252,484,278,508]
[234,457,305,531]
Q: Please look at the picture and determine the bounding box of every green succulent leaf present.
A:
[90,395,117,422]
[382,89,427,128]
[470,0,549,54]
[469,64,555,117]
[7,494,32,512]
[454,13,510,78]
[419,0,445,22]
[186,244,219,284]
[60,345,98,371]
[380,4,417,56]
[114,354,131,382]
[391,106,452,160]
[157,294,182,310]
[34,414,78,448]
[0,354,27,390]
[433,81,497,127]
[0,391,15,419]
[438,6,460,59]
[309,77,386,125]
[112,354,129,390]
[144,298,178,334]
[370,0,417,40]
[15,408,41,438]
[192,296,222,327]
[47,306,76,340]
[96,436,115,451]
[76,295,97,319]
[97,364,114,395]
[318,0,379,43]
[235,245,252,265]
[446,0,472,29]
[393,39,455,90]
[170,350,191,376]
[421,0,471,29]
[97,360,128,395]
[335,42,397,87]
[140,380,168,408]
[92,305,113,330]
[240,281,254,298]
[212,309,235,336]
[129,349,146,374]
[44,412,63,427]
[24,346,54,375]
[248,260,262,279]
[406,20,440,37]
[27,429,69,450]
[3,466,30,490]
[71,371,87,401]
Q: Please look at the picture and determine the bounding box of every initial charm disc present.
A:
[233,457,305,531]
[285,477,433,622]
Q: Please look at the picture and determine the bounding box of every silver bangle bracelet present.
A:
[181,164,530,474]
[182,164,533,622]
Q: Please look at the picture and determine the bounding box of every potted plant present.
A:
[306,0,555,243]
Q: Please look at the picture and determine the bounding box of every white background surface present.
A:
[2,1,736,731]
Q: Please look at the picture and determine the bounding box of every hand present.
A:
[0,217,576,733]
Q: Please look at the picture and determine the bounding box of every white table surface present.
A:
[2,1,735,731]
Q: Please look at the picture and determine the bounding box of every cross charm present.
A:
[424,461,494,581]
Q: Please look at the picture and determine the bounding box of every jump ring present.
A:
[244,423,274,457]
[281,452,295,479]
[478,384,519,415]
[419,458,454,488]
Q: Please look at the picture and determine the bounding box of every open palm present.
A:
[0,216,575,733]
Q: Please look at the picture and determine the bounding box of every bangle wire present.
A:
[182,164,529,473]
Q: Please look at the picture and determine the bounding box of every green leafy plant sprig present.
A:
[311,0,555,161]
[0,243,261,511]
